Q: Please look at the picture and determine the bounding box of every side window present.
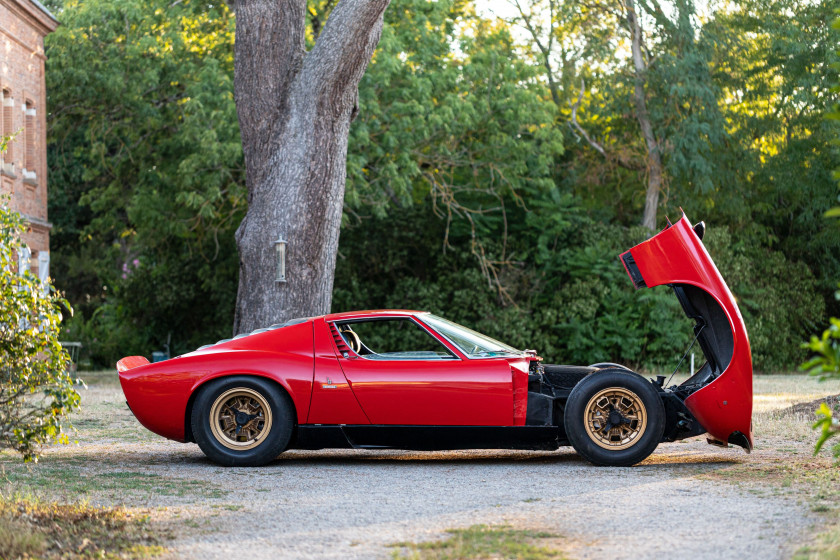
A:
[336,319,455,360]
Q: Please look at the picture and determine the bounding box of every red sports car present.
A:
[118,214,753,467]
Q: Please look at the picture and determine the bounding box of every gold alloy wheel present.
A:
[583,387,647,450]
[209,388,273,451]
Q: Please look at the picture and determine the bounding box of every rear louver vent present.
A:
[328,323,351,354]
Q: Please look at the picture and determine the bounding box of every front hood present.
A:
[620,214,753,450]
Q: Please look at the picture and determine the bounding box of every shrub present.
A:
[801,286,840,460]
[333,203,824,373]
[0,195,80,461]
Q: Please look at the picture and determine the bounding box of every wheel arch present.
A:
[184,373,299,444]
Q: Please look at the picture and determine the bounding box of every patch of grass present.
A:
[794,516,840,560]
[0,458,227,502]
[701,452,839,503]
[0,495,168,559]
[390,524,565,559]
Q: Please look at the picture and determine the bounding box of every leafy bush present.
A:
[801,287,840,459]
[705,228,825,372]
[0,196,80,461]
[334,201,824,373]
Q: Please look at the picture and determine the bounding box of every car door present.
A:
[329,317,514,426]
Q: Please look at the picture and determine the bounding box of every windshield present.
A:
[420,314,522,357]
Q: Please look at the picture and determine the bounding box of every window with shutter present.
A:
[23,101,36,183]
[1,90,13,172]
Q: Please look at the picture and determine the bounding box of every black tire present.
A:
[564,368,665,466]
[191,376,294,467]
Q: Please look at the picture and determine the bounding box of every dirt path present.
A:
[4,373,838,559]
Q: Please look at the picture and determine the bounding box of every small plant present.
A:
[0,141,80,460]
[801,290,840,460]
[0,495,166,559]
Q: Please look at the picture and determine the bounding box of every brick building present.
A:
[0,0,57,281]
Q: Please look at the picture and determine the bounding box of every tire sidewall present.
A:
[191,376,294,467]
[564,369,665,467]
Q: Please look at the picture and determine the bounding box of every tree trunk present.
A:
[232,0,391,334]
[626,0,664,231]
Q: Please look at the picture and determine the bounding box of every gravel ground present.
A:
[5,373,836,559]
[143,443,810,560]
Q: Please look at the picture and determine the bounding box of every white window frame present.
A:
[38,251,49,295]
[18,246,31,276]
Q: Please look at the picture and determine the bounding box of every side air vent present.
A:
[328,322,352,355]
[620,251,647,289]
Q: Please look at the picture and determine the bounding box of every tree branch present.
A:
[636,0,677,33]
[569,77,607,158]
[233,0,307,162]
[511,0,562,109]
[569,77,645,171]
[301,0,391,113]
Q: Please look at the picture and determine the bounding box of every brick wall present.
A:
[0,0,57,278]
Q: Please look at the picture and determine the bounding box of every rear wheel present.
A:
[564,369,665,466]
[191,376,294,466]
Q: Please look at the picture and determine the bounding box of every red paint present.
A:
[119,321,315,441]
[508,358,530,426]
[306,318,370,424]
[119,311,529,440]
[621,214,753,449]
[116,356,149,372]
[335,352,514,425]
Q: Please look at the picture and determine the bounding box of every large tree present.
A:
[232,0,391,333]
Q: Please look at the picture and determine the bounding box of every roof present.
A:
[324,309,426,321]
[29,0,57,22]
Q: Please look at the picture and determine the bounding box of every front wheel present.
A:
[564,369,665,466]
[191,376,294,467]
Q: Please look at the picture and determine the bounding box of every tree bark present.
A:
[626,0,664,231]
[232,0,391,334]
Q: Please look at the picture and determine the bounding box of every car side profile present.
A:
[118,214,753,467]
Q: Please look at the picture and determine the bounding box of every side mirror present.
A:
[693,221,706,240]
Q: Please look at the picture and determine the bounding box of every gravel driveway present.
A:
[139,443,808,560]
[5,373,832,559]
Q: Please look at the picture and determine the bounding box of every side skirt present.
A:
[293,425,568,451]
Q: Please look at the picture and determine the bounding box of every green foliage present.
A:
[346,0,564,275]
[708,0,840,298]
[43,0,838,375]
[0,197,80,461]
[802,315,840,379]
[797,8,840,463]
[334,200,821,371]
[46,0,243,364]
[812,401,840,459]
[800,305,840,460]
[705,229,824,371]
